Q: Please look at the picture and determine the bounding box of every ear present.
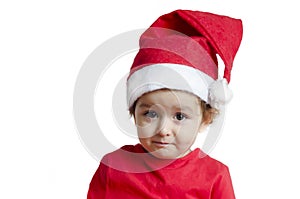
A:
[198,115,213,133]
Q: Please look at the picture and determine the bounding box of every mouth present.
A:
[152,141,170,147]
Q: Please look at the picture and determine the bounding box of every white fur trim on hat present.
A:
[126,63,215,108]
[208,79,233,109]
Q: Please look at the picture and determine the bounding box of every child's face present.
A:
[134,89,205,159]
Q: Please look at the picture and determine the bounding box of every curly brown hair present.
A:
[199,100,219,125]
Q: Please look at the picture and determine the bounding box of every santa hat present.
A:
[127,9,243,109]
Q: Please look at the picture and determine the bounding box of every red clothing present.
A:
[88,144,235,199]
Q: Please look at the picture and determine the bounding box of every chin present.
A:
[149,149,180,159]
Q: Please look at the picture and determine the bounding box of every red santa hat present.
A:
[127,9,243,109]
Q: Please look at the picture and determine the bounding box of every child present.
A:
[88,9,243,198]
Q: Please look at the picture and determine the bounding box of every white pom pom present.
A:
[208,79,233,108]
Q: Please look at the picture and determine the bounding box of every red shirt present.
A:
[88,144,235,199]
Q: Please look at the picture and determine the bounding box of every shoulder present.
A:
[199,156,235,198]
[194,151,230,175]
[101,144,137,161]
[100,144,145,172]
[204,155,228,170]
[103,144,143,158]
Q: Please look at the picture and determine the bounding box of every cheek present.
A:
[136,122,158,138]
[185,118,202,131]
[176,121,201,140]
[136,118,151,127]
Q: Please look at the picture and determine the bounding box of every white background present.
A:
[1,0,300,198]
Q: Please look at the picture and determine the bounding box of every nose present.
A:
[157,117,174,137]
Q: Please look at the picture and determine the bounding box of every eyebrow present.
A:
[173,105,193,112]
[138,103,193,112]
[138,103,152,109]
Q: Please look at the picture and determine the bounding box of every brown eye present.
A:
[175,112,186,121]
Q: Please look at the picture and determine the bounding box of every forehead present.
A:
[136,89,200,109]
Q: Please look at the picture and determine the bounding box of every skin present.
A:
[134,89,209,159]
